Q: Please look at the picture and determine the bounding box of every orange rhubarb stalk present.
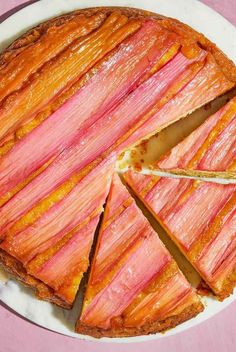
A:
[0,13,106,103]
[151,96,236,178]
[124,171,236,300]
[76,174,203,337]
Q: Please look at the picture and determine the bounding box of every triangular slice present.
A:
[124,171,236,300]
[148,96,236,178]
[0,156,115,308]
[76,174,203,337]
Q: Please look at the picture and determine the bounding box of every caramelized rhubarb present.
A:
[151,96,236,178]
[76,174,203,337]
[0,19,168,200]
[27,214,101,306]
[0,13,106,103]
[0,156,114,265]
[122,54,235,148]
[0,50,206,233]
[124,171,236,300]
[0,12,141,140]
[0,7,235,319]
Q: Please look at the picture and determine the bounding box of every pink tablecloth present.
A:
[0,1,235,351]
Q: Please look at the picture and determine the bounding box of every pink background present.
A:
[0,1,235,351]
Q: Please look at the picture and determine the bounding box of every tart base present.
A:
[76,301,204,338]
[0,249,71,309]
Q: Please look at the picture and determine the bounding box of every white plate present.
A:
[0,0,235,343]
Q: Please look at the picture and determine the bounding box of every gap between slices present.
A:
[124,171,236,301]
[76,174,203,337]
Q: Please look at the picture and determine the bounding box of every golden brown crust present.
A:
[1,6,235,83]
[216,269,236,301]
[0,249,71,309]
[76,300,203,338]
[0,9,105,67]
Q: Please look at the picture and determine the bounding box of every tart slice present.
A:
[124,171,236,300]
[76,174,203,337]
[0,157,114,308]
[148,96,236,179]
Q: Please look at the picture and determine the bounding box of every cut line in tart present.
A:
[76,174,203,337]
[0,6,235,337]
[124,171,236,301]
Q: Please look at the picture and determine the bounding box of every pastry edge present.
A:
[0,249,72,309]
[1,6,235,84]
[75,300,204,338]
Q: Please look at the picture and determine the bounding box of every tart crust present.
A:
[1,7,235,83]
[0,249,71,309]
[76,301,203,338]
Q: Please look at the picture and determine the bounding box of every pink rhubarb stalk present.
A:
[164,182,235,249]
[81,230,170,329]
[31,215,100,298]
[198,116,236,171]
[197,204,236,286]
[91,202,148,284]
[0,13,139,140]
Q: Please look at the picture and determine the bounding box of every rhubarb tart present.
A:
[0,6,235,336]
